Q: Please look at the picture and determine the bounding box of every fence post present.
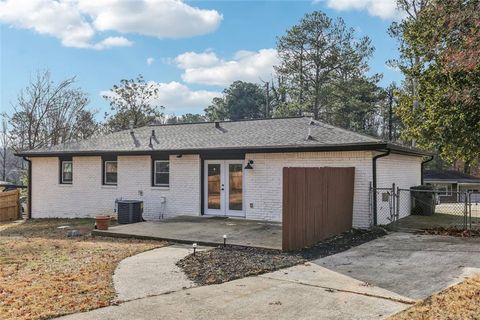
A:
[368,182,373,227]
[464,192,468,230]
[396,186,400,221]
[392,183,396,224]
[468,192,472,230]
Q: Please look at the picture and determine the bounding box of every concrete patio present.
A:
[92,216,282,250]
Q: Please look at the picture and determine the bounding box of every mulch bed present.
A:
[177,228,387,285]
[419,227,480,237]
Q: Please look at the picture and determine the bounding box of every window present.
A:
[60,159,73,184]
[434,183,452,196]
[104,160,118,185]
[154,160,169,187]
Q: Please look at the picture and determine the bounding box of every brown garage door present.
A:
[282,167,355,251]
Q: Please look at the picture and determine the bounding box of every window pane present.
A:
[106,172,117,184]
[155,161,169,173]
[105,161,117,184]
[106,162,117,173]
[229,164,242,210]
[208,164,221,209]
[154,161,169,186]
[155,173,169,186]
[62,161,72,183]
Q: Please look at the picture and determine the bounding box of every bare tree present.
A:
[0,117,9,181]
[7,70,98,152]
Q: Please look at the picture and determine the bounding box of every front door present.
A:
[204,160,245,217]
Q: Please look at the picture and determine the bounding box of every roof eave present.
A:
[16,142,387,157]
[15,142,432,158]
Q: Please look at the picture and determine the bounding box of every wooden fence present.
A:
[282,167,355,251]
[0,189,21,222]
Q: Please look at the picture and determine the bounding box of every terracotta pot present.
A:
[95,215,111,230]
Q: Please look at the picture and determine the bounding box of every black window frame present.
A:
[59,156,73,184]
[102,156,118,185]
[151,156,169,187]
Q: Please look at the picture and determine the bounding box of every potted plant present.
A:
[95,215,111,230]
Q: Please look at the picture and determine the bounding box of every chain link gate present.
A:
[369,185,476,231]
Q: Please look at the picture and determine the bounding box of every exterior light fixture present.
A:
[193,242,197,256]
[244,160,254,170]
[223,234,227,247]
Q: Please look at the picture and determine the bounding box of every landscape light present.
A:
[223,234,227,247]
[193,242,197,256]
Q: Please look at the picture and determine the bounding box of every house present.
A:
[16,117,431,228]
[424,170,480,203]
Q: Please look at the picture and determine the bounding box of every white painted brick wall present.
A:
[244,151,374,228]
[31,155,201,219]
[31,150,422,228]
[376,153,423,223]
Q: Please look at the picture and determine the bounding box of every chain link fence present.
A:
[370,185,479,231]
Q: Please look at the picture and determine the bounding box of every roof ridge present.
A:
[148,116,305,127]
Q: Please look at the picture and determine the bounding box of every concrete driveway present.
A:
[315,232,480,299]
[57,246,412,320]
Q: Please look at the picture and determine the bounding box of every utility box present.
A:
[411,185,436,216]
[117,200,143,224]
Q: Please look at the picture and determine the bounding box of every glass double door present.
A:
[204,160,244,217]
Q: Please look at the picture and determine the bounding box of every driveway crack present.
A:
[259,275,416,305]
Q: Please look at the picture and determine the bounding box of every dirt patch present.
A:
[418,227,480,237]
[177,228,387,285]
[389,273,480,320]
[0,219,165,320]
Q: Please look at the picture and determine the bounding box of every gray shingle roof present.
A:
[16,117,429,156]
[424,170,480,183]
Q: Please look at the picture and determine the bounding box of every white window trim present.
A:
[104,160,118,185]
[61,160,73,184]
[154,160,169,187]
[435,184,452,196]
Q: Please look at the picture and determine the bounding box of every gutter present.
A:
[14,142,431,158]
[22,157,32,219]
[420,155,434,184]
[372,148,391,226]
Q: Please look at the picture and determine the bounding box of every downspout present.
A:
[421,155,434,185]
[23,157,32,219]
[372,148,391,226]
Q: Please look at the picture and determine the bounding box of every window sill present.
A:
[58,183,73,186]
[151,186,170,191]
[101,185,118,189]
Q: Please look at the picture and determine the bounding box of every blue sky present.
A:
[0,0,401,118]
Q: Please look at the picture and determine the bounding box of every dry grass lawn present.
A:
[0,219,165,320]
[390,274,480,320]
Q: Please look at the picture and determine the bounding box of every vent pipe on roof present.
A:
[149,136,153,148]
[151,129,156,138]
[306,127,314,141]
[215,121,220,129]
[310,116,315,125]
[129,120,134,134]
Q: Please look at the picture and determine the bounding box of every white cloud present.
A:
[101,81,220,113]
[79,0,223,39]
[146,57,155,65]
[0,0,222,49]
[0,0,95,48]
[323,0,398,19]
[175,51,220,69]
[175,49,279,86]
[93,36,133,50]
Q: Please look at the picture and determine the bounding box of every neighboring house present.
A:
[424,170,480,203]
[0,180,26,191]
[16,117,430,228]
